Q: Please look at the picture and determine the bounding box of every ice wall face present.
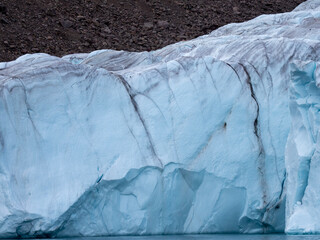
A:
[0,0,320,237]
[286,61,320,233]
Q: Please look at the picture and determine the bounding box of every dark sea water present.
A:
[45,235,320,240]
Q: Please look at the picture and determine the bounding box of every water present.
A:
[39,235,320,240]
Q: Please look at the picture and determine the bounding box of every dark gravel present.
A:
[0,0,306,62]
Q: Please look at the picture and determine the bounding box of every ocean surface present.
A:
[35,235,320,240]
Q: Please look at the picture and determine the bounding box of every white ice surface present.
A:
[0,0,320,237]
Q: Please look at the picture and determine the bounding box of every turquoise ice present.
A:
[0,0,320,237]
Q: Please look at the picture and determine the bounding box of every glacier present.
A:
[0,0,320,237]
[286,61,320,233]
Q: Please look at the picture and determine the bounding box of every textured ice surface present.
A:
[285,61,320,233]
[0,0,320,237]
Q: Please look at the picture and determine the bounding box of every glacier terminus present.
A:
[1,0,320,237]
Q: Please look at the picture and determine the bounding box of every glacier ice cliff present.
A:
[0,0,320,237]
[286,61,320,233]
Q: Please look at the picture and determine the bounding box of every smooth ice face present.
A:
[0,0,320,237]
[285,61,320,234]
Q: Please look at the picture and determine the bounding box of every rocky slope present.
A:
[0,0,305,62]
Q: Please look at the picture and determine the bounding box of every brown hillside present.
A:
[0,0,306,62]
